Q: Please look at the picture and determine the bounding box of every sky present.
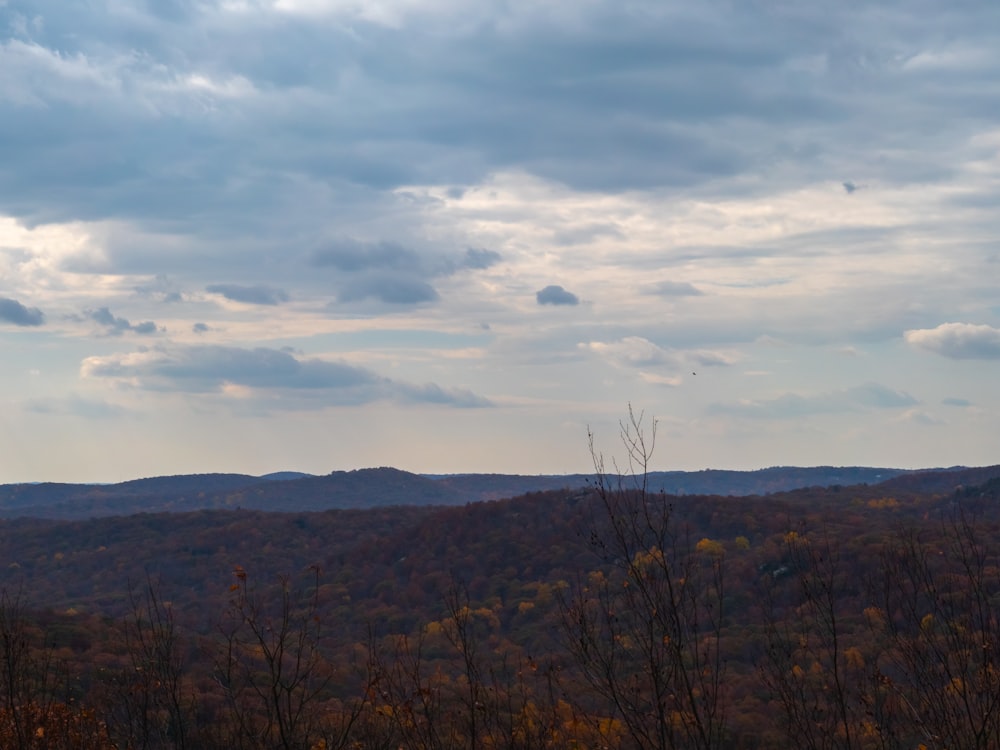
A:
[1,0,999,483]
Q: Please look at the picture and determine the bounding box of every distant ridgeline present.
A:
[0,464,989,520]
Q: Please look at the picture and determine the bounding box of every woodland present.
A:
[1,416,1000,749]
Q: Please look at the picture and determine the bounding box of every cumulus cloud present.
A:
[0,297,44,326]
[84,307,160,336]
[206,284,290,306]
[81,344,491,408]
[709,382,917,419]
[904,323,1000,360]
[536,285,579,306]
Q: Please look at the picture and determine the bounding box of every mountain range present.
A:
[0,464,986,519]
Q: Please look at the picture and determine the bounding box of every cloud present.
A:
[3,1,1000,477]
[397,382,492,408]
[462,247,502,270]
[552,223,624,246]
[206,283,290,306]
[83,345,379,391]
[942,397,972,407]
[0,297,44,326]
[895,409,943,426]
[131,321,159,335]
[583,337,735,371]
[639,372,683,387]
[646,281,703,297]
[310,241,422,272]
[81,344,491,408]
[23,394,126,419]
[690,350,737,367]
[84,307,160,336]
[134,275,184,303]
[310,241,498,307]
[337,276,439,305]
[709,382,918,419]
[536,285,579,306]
[583,337,674,368]
[904,322,1000,360]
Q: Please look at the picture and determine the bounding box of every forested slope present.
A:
[0,465,999,747]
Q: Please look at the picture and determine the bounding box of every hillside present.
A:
[0,464,941,519]
[2,463,997,627]
[0,468,467,519]
[2,465,1000,747]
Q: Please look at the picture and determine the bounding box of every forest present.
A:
[1,419,1000,748]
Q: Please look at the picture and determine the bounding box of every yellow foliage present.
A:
[844,647,865,670]
[863,606,885,627]
[631,547,665,571]
[735,535,750,550]
[784,530,804,545]
[867,497,900,509]
[696,538,725,556]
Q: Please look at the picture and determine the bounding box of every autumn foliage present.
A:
[0,448,998,746]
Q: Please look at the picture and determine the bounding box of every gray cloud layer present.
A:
[7,1,995,236]
[82,345,491,408]
[2,1,999,478]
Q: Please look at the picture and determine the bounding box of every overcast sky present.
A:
[2,0,999,482]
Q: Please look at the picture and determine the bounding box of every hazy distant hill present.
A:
[206,468,468,512]
[435,466,911,500]
[0,473,266,511]
[0,468,467,519]
[0,464,992,520]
